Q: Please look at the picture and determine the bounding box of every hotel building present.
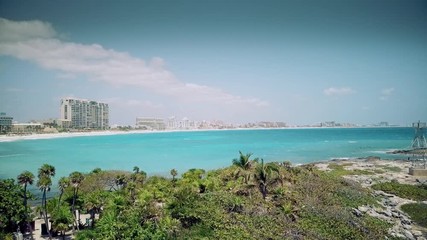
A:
[60,98,109,129]
[135,117,166,130]
[0,112,13,133]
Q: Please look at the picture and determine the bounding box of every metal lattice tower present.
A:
[412,121,427,149]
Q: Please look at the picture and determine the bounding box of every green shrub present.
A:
[298,207,391,239]
[327,163,375,176]
[381,166,401,172]
[373,169,385,174]
[401,203,427,227]
[371,182,427,201]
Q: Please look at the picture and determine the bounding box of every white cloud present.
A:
[125,99,163,109]
[380,87,394,101]
[381,88,394,95]
[0,18,56,42]
[0,18,268,108]
[56,73,77,80]
[323,87,355,96]
[5,88,24,92]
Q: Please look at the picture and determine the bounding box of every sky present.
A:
[0,0,426,126]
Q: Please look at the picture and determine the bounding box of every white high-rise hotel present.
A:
[60,98,109,129]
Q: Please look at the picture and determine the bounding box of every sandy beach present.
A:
[0,128,248,143]
[0,130,148,142]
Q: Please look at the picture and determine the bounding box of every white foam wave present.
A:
[0,154,25,158]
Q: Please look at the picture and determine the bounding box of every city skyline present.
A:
[1,0,426,126]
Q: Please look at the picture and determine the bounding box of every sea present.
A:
[0,127,414,194]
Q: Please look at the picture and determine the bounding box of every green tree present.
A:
[168,186,202,228]
[50,205,73,240]
[57,177,69,207]
[0,179,26,235]
[170,168,178,182]
[277,161,296,187]
[83,190,110,228]
[37,164,55,239]
[254,159,278,199]
[115,174,127,190]
[130,167,146,186]
[69,171,84,233]
[17,170,35,237]
[181,168,206,193]
[135,170,147,185]
[126,181,137,204]
[232,151,258,184]
[91,168,102,174]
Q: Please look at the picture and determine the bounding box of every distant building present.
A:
[378,122,389,127]
[166,116,177,129]
[60,98,109,129]
[136,117,166,130]
[321,121,337,127]
[12,123,43,133]
[0,112,13,133]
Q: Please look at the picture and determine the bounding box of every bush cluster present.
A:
[371,181,427,201]
[1,153,398,239]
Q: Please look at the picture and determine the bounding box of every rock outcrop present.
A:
[315,158,427,239]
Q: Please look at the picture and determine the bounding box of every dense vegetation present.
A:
[401,203,427,228]
[327,163,382,176]
[371,181,427,201]
[372,181,427,229]
[1,152,397,239]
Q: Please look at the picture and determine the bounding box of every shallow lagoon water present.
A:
[0,128,413,184]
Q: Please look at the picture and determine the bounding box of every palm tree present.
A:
[17,170,35,238]
[38,164,55,178]
[170,169,178,182]
[58,177,69,206]
[69,171,84,233]
[133,166,140,174]
[91,168,102,174]
[115,174,127,190]
[51,205,73,240]
[232,151,258,184]
[255,159,278,200]
[37,164,55,239]
[18,171,34,211]
[136,170,147,185]
[126,181,137,204]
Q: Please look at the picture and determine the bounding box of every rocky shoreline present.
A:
[314,157,427,239]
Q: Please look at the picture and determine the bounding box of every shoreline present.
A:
[0,129,216,142]
[0,126,410,143]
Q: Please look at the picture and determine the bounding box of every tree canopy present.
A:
[1,152,401,239]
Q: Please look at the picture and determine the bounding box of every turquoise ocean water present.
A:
[0,128,414,188]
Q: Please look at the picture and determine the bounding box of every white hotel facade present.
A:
[60,98,109,129]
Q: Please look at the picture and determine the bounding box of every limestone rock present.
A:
[357,206,369,213]
[401,217,412,225]
[391,211,400,218]
[404,229,416,240]
[380,209,393,217]
[412,230,423,237]
[352,208,363,217]
[403,224,412,230]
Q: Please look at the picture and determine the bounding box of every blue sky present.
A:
[0,0,426,125]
